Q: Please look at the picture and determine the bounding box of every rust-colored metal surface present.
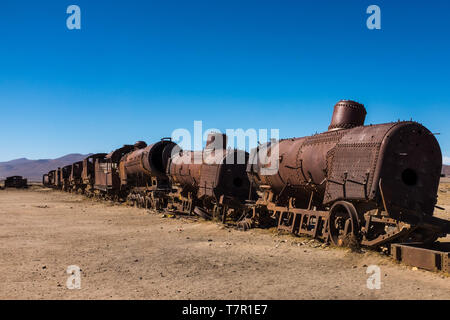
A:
[95,145,134,194]
[166,133,253,220]
[120,139,178,208]
[247,99,444,248]
[121,139,177,184]
[42,174,49,186]
[4,176,28,188]
[392,243,450,272]
[61,165,72,191]
[168,150,202,190]
[47,170,56,187]
[328,100,366,131]
[81,153,107,190]
[39,99,450,272]
[55,168,62,188]
[198,148,250,202]
[168,133,250,201]
[69,161,83,191]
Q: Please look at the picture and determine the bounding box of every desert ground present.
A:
[0,181,449,300]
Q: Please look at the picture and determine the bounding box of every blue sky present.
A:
[0,0,449,163]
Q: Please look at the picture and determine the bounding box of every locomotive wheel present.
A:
[328,201,360,247]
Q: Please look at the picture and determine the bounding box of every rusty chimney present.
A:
[328,100,367,131]
[133,141,147,150]
[205,132,227,150]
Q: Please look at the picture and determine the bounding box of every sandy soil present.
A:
[0,185,449,300]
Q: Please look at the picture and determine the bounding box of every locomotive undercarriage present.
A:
[68,181,84,194]
[166,188,196,215]
[244,189,448,250]
[163,186,251,224]
[209,195,249,224]
[126,187,169,211]
[89,185,125,202]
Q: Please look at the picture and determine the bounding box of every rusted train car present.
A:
[42,173,50,187]
[60,165,72,191]
[68,161,83,192]
[245,100,449,248]
[94,145,134,200]
[46,170,56,187]
[4,176,28,188]
[41,99,450,255]
[118,133,252,223]
[55,168,62,189]
[167,133,253,222]
[82,153,107,196]
[121,139,177,209]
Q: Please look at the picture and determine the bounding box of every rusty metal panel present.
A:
[168,150,202,189]
[47,170,56,186]
[323,122,402,204]
[392,243,450,272]
[55,168,61,187]
[94,160,114,191]
[70,161,83,185]
[324,143,379,203]
[94,145,134,193]
[82,153,106,185]
[198,162,219,198]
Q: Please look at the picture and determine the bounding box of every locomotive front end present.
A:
[374,122,442,218]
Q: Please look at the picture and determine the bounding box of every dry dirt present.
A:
[0,183,449,300]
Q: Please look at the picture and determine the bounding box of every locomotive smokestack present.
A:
[205,132,227,150]
[133,141,147,150]
[328,100,367,131]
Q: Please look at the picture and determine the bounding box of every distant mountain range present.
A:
[0,154,90,181]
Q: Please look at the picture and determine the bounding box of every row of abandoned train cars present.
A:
[42,100,450,272]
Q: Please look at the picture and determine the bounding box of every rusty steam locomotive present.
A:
[43,100,450,250]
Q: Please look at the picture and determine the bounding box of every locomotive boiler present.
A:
[120,139,178,209]
[246,100,450,247]
[167,133,253,222]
